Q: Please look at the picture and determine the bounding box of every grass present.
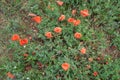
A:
[0,0,120,80]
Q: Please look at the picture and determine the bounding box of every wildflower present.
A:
[106,61,108,65]
[14,66,17,69]
[61,62,70,71]
[67,18,75,23]
[56,1,63,6]
[45,32,53,39]
[19,38,28,46]
[88,58,93,62]
[80,9,89,17]
[58,14,65,21]
[80,47,86,54]
[32,16,42,23]
[93,71,98,76]
[73,19,81,26]
[74,32,82,39]
[86,65,91,69]
[23,45,26,48]
[7,72,15,79]
[11,34,20,41]
[54,27,62,33]
[23,53,28,57]
[26,77,30,80]
[72,9,77,15]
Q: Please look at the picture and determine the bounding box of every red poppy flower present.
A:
[80,47,86,54]
[61,63,70,71]
[56,1,63,6]
[80,9,89,17]
[73,19,81,26]
[58,15,65,21]
[32,16,42,23]
[67,18,75,23]
[54,27,62,33]
[93,71,98,76]
[19,38,28,46]
[7,72,15,79]
[74,32,82,39]
[11,34,20,41]
[45,32,53,39]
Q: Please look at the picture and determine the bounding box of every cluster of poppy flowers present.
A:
[44,10,89,39]
[11,34,28,46]
[44,1,89,72]
[28,0,89,40]
[11,0,88,70]
[7,72,15,79]
[8,0,97,79]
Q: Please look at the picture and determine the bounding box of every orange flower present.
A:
[74,32,82,39]
[72,9,76,15]
[61,63,70,71]
[56,1,63,6]
[58,15,65,21]
[32,16,42,23]
[73,19,81,26]
[7,72,15,79]
[19,38,28,46]
[80,47,86,54]
[67,18,75,23]
[93,71,98,76]
[54,27,62,33]
[11,34,20,41]
[45,32,53,39]
[80,9,89,17]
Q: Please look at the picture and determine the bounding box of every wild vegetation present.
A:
[0,0,120,80]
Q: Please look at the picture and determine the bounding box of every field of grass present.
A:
[0,0,120,80]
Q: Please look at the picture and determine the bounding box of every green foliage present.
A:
[0,0,120,80]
